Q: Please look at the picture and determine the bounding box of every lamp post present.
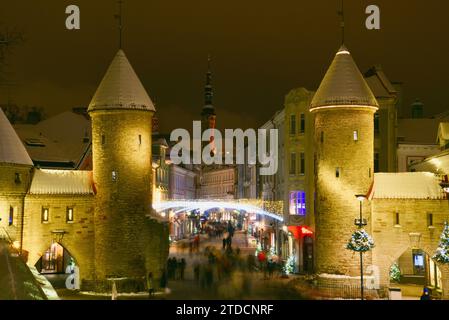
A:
[355,194,367,300]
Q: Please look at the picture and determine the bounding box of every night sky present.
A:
[0,0,448,132]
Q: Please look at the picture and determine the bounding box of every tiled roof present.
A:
[88,50,155,113]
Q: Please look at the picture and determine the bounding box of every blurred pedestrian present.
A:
[147,272,155,298]
[179,258,186,280]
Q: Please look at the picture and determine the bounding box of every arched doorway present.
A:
[35,242,78,289]
[389,248,443,298]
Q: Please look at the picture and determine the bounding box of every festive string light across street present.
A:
[153,199,284,222]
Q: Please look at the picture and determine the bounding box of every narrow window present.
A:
[427,213,433,227]
[112,171,117,182]
[300,114,305,134]
[102,135,106,145]
[320,131,324,143]
[336,167,340,178]
[300,152,305,174]
[42,208,49,223]
[290,115,296,135]
[289,153,297,175]
[353,130,359,141]
[15,173,22,184]
[369,168,372,178]
[374,113,380,134]
[139,135,142,146]
[67,208,74,223]
[395,212,400,226]
[374,153,380,173]
[9,207,14,226]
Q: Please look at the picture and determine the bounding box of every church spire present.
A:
[204,55,214,108]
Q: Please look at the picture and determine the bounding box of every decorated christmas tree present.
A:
[390,262,401,282]
[433,221,449,264]
[283,255,296,275]
[346,229,375,252]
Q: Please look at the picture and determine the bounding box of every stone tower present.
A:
[0,108,33,243]
[311,46,379,276]
[88,50,167,289]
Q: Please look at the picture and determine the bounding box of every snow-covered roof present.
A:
[29,169,94,195]
[88,50,155,113]
[370,172,445,200]
[310,45,379,110]
[0,108,33,166]
[364,66,397,99]
[14,111,91,169]
[409,150,449,175]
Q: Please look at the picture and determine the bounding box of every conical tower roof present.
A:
[88,50,156,113]
[0,108,33,166]
[310,45,378,110]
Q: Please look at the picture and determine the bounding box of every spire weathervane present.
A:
[114,0,123,49]
[338,0,345,45]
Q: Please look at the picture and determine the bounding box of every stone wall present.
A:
[0,164,33,241]
[22,194,95,283]
[90,109,169,291]
[371,198,449,298]
[314,107,375,276]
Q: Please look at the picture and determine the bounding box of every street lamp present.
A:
[355,194,367,301]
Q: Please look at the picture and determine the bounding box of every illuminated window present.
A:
[300,114,305,134]
[9,206,14,226]
[67,208,74,223]
[289,191,306,216]
[42,208,49,223]
[353,130,359,141]
[290,115,296,135]
[112,171,117,182]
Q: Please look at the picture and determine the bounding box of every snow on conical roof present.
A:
[88,50,155,112]
[0,108,33,166]
[310,45,378,110]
